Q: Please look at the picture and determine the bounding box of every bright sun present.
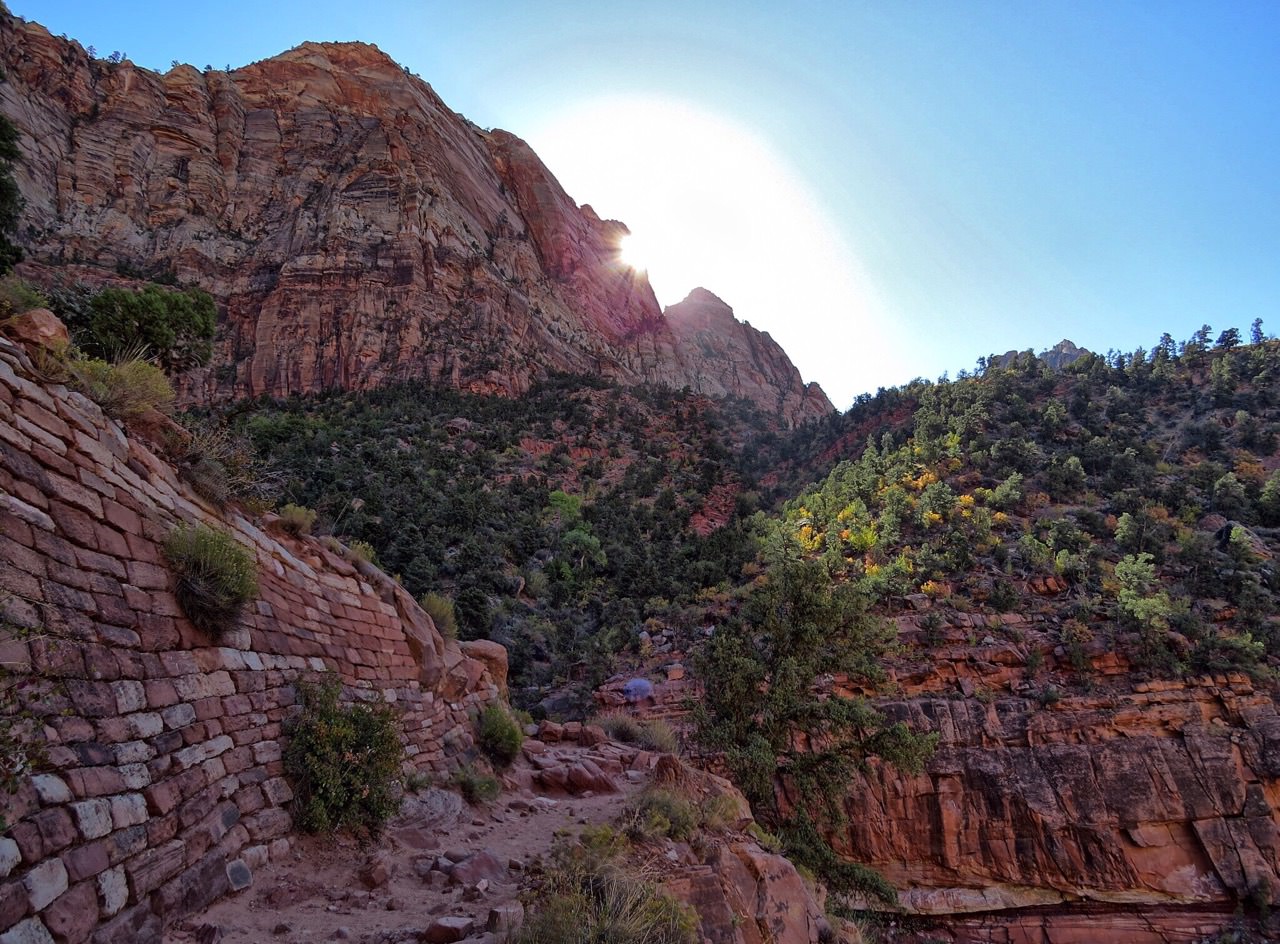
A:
[524,95,902,407]
[618,233,650,271]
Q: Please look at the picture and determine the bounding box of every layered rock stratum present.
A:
[0,16,831,425]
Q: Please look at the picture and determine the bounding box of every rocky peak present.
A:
[664,288,833,421]
[0,13,829,427]
[989,337,1090,372]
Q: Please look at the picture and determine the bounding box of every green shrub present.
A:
[163,523,258,635]
[477,703,523,767]
[277,503,317,536]
[284,677,404,836]
[452,764,500,804]
[62,284,216,371]
[70,356,174,420]
[0,276,47,316]
[622,788,698,842]
[419,591,458,639]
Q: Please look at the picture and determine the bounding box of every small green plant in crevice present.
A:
[514,827,697,944]
[283,677,404,836]
[452,763,500,805]
[69,354,174,420]
[348,539,379,565]
[277,503,317,536]
[477,703,523,767]
[418,591,458,639]
[163,523,258,635]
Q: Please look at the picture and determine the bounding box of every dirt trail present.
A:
[165,734,651,944]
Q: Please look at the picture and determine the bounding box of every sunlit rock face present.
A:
[0,16,831,425]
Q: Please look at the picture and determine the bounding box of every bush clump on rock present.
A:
[515,826,696,944]
[70,355,174,420]
[163,522,257,635]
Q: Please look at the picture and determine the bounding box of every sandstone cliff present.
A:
[0,15,832,426]
[595,610,1280,943]
[0,327,501,943]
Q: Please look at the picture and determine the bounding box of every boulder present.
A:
[2,308,68,351]
[459,640,509,695]
[448,850,508,887]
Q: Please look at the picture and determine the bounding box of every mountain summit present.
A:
[0,19,832,425]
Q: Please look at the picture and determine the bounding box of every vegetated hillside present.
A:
[209,376,778,710]
[693,327,1280,941]
[770,330,1280,672]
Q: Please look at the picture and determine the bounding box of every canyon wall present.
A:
[599,612,1280,942]
[0,330,501,944]
[827,619,1280,942]
[0,15,831,426]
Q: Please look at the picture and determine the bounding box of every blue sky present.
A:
[12,1,1280,408]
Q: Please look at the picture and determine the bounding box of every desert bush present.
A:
[477,703,523,767]
[622,787,698,842]
[452,764,500,804]
[176,420,278,509]
[163,523,257,635]
[0,276,47,316]
[592,712,679,754]
[69,355,174,420]
[594,712,643,744]
[515,829,696,944]
[348,539,378,564]
[284,677,403,836]
[419,591,458,639]
[637,718,679,754]
[277,503,317,536]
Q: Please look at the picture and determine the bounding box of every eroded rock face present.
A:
[807,668,1280,943]
[0,16,831,426]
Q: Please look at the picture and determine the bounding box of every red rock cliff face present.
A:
[817,620,1280,943]
[0,17,832,426]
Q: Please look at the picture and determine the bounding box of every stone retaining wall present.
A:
[0,334,500,943]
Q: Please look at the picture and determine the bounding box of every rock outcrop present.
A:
[819,628,1280,942]
[665,289,833,425]
[990,339,1089,372]
[0,328,501,943]
[0,15,831,426]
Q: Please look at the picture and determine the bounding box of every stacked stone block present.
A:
[0,336,500,943]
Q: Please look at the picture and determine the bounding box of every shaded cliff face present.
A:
[0,16,831,426]
[665,288,833,426]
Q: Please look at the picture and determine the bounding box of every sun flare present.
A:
[618,233,649,271]
[525,96,899,406]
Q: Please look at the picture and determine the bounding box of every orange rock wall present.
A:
[0,15,831,426]
[0,335,500,943]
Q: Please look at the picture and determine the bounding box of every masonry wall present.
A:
[0,333,500,944]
